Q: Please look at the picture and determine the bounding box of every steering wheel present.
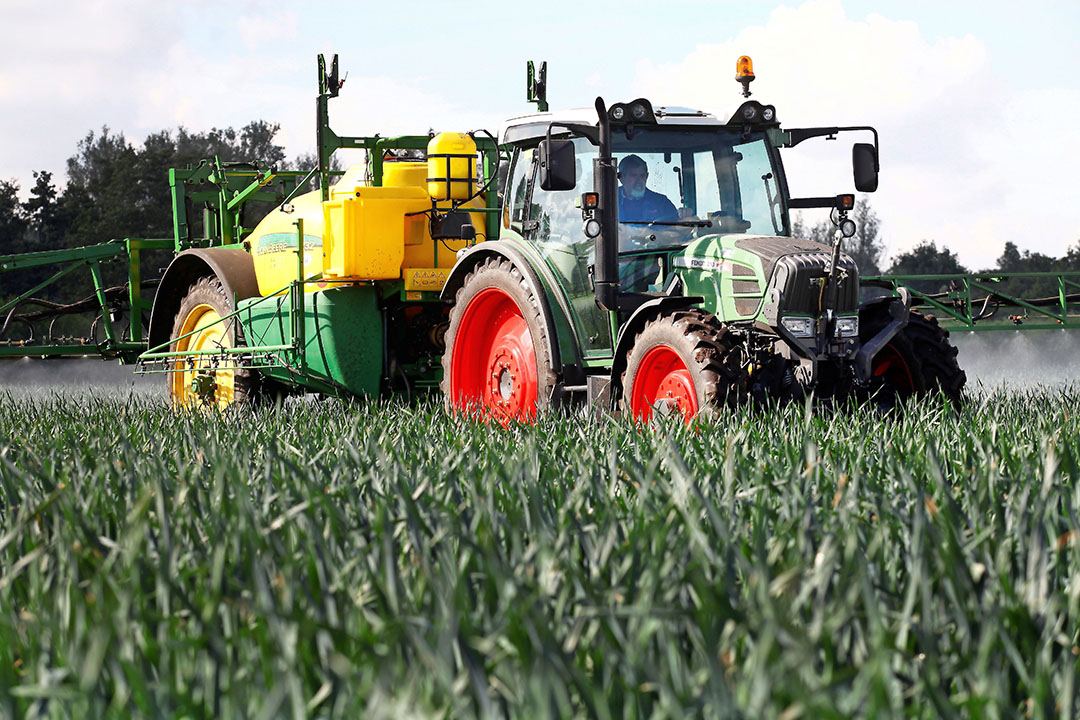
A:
[619,223,658,250]
[707,210,751,234]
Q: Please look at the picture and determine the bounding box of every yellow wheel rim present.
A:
[169,303,236,409]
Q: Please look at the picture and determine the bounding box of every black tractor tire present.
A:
[441,257,557,421]
[860,306,966,407]
[169,275,263,408]
[620,309,747,422]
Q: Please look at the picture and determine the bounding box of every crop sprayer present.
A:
[0,54,988,420]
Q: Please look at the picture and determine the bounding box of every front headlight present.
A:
[835,316,859,338]
[781,316,814,338]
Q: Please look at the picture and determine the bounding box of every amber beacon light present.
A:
[736,56,755,97]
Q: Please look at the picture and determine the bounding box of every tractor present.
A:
[437,56,965,421]
[0,54,965,419]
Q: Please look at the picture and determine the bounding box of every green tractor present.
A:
[0,54,965,418]
[439,57,965,421]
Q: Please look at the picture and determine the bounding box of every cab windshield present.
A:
[612,128,785,250]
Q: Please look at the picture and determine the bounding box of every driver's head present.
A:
[618,155,648,200]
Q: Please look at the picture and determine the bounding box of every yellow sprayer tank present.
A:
[247,189,329,296]
[247,151,485,296]
[427,133,477,201]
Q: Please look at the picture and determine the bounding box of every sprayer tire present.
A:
[441,257,557,422]
[861,307,966,407]
[168,276,260,408]
[620,309,747,423]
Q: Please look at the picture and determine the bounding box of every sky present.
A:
[2,0,1078,269]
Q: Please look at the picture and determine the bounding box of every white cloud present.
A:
[0,2,491,196]
[2,0,1075,270]
[0,1,180,189]
[631,0,1076,268]
[236,11,299,52]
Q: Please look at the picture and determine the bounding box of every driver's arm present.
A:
[654,194,680,223]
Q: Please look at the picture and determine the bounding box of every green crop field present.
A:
[1,389,1078,718]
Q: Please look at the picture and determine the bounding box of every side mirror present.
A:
[853,143,878,192]
[538,139,576,191]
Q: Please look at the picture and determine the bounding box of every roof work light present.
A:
[608,99,657,124]
[736,56,755,98]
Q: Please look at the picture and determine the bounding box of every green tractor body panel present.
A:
[238,285,383,396]
[671,235,769,323]
[496,230,596,366]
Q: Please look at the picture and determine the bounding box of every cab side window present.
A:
[529,141,593,246]
[507,148,534,234]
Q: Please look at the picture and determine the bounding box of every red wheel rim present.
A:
[872,344,915,392]
[449,287,540,422]
[629,345,699,424]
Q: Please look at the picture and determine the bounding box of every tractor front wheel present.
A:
[621,309,746,424]
[441,258,556,422]
[169,276,258,409]
[861,307,966,407]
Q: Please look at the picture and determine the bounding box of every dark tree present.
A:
[22,171,68,249]
[848,200,884,275]
[289,151,344,192]
[1061,242,1080,271]
[62,128,142,247]
[0,179,27,250]
[1,178,52,305]
[993,240,1066,299]
[886,240,969,294]
[238,121,287,168]
[4,119,290,310]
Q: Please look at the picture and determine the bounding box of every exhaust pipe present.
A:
[593,97,619,312]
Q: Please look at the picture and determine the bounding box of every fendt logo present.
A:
[673,256,732,273]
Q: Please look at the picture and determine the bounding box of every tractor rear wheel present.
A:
[169,276,259,409]
[441,257,557,422]
[620,309,746,424]
[861,307,966,407]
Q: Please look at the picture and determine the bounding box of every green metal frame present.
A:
[0,238,173,361]
[170,160,310,250]
[864,271,1080,331]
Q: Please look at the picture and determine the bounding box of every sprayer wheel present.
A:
[861,307,966,407]
[441,257,557,423]
[620,309,746,424]
[168,276,260,409]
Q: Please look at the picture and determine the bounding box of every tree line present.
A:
[0,120,301,256]
[794,203,1080,299]
[0,121,319,304]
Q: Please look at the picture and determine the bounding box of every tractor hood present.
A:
[670,234,859,324]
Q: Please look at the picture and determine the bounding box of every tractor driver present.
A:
[617,155,679,225]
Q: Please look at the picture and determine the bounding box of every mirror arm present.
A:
[789,196,850,210]
[545,122,600,146]
[785,125,879,168]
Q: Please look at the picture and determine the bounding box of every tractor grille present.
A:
[771,252,859,315]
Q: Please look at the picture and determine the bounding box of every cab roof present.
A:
[500,105,724,145]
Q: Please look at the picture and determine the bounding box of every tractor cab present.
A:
[501,100,789,241]
[497,95,804,354]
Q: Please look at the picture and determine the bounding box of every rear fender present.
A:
[147,248,260,352]
[442,241,574,376]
